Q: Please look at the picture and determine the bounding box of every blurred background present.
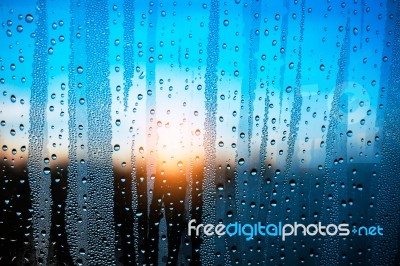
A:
[0,0,399,265]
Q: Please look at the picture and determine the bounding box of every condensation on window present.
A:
[0,0,399,265]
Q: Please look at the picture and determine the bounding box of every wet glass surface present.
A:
[0,0,400,265]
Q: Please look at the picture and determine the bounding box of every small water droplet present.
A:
[77,66,84,74]
[43,167,51,175]
[346,130,353,137]
[25,14,34,23]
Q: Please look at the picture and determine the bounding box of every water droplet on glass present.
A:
[25,14,34,23]
[346,130,353,137]
[77,66,84,74]
[43,167,51,175]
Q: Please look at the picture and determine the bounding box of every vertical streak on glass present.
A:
[278,0,290,122]
[249,0,262,208]
[146,1,157,208]
[122,1,137,263]
[46,0,72,262]
[130,133,138,263]
[67,0,88,264]
[260,90,271,263]
[282,0,305,203]
[201,0,219,263]
[234,5,249,249]
[123,0,135,111]
[320,19,350,266]
[237,2,263,262]
[130,2,148,259]
[27,0,50,264]
[66,14,79,261]
[140,1,158,262]
[85,0,115,264]
[109,1,133,264]
[373,1,400,264]
[145,0,158,203]
[246,0,261,155]
[359,0,366,50]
